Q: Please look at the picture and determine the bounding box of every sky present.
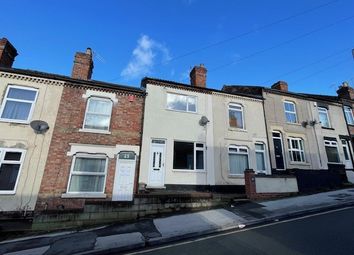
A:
[1,0,354,95]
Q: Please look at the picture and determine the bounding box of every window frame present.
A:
[0,85,39,124]
[0,148,26,194]
[287,137,306,163]
[228,103,245,130]
[324,139,340,163]
[318,107,331,128]
[344,106,354,125]
[172,141,205,171]
[341,139,351,161]
[255,142,267,173]
[166,92,197,113]
[228,145,250,176]
[283,101,298,123]
[82,96,113,132]
[66,154,108,195]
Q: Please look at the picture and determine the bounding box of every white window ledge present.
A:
[61,193,107,199]
[0,119,30,125]
[0,191,16,195]
[78,128,111,135]
[228,127,247,132]
[228,174,244,178]
[172,169,206,173]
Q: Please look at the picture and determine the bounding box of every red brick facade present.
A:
[36,84,144,212]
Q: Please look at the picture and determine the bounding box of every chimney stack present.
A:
[0,38,18,68]
[271,81,288,92]
[337,81,354,100]
[71,48,94,80]
[190,64,207,88]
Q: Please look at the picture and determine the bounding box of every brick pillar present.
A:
[244,169,256,200]
[271,81,288,92]
[71,48,94,80]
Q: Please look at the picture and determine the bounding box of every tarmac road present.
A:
[125,207,354,255]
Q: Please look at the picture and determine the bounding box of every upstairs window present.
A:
[83,97,113,131]
[344,106,354,125]
[324,140,340,163]
[228,146,249,175]
[229,103,244,129]
[0,85,38,123]
[284,101,297,123]
[318,107,330,128]
[287,137,305,162]
[166,93,196,113]
[0,148,26,194]
[173,141,205,170]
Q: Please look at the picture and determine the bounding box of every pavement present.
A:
[1,188,354,255]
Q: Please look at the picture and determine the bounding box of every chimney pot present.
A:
[0,38,18,68]
[271,81,288,92]
[71,48,94,80]
[190,64,207,88]
[337,81,354,100]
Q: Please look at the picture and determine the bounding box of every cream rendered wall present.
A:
[0,72,63,212]
[212,93,270,186]
[310,102,352,169]
[139,84,214,186]
[264,92,320,170]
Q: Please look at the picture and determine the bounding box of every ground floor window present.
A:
[324,140,340,163]
[228,146,249,175]
[173,141,205,170]
[287,137,305,162]
[255,143,266,171]
[0,148,25,193]
[67,155,108,193]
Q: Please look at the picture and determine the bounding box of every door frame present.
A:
[272,131,286,170]
[147,138,166,188]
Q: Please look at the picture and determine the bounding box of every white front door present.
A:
[112,151,136,201]
[148,139,166,187]
[341,139,353,169]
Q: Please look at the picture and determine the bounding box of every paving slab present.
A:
[149,208,247,245]
[4,246,50,255]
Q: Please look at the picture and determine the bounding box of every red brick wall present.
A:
[36,85,144,211]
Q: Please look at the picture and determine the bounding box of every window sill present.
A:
[285,122,301,126]
[228,127,247,132]
[321,127,335,130]
[61,193,107,199]
[172,169,206,173]
[0,119,30,125]
[79,129,111,135]
[165,108,198,114]
[0,191,16,195]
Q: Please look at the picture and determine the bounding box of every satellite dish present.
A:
[30,120,49,134]
[199,116,210,126]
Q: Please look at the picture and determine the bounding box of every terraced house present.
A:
[224,81,353,189]
[35,48,145,214]
[0,38,64,216]
[138,65,271,193]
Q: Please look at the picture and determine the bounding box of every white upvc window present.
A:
[0,148,26,194]
[166,93,197,113]
[228,145,249,175]
[67,154,108,194]
[255,143,266,172]
[344,106,354,125]
[324,140,340,163]
[173,141,205,170]
[83,97,113,131]
[0,85,38,123]
[287,137,305,162]
[318,107,330,128]
[284,101,297,123]
[228,103,244,129]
